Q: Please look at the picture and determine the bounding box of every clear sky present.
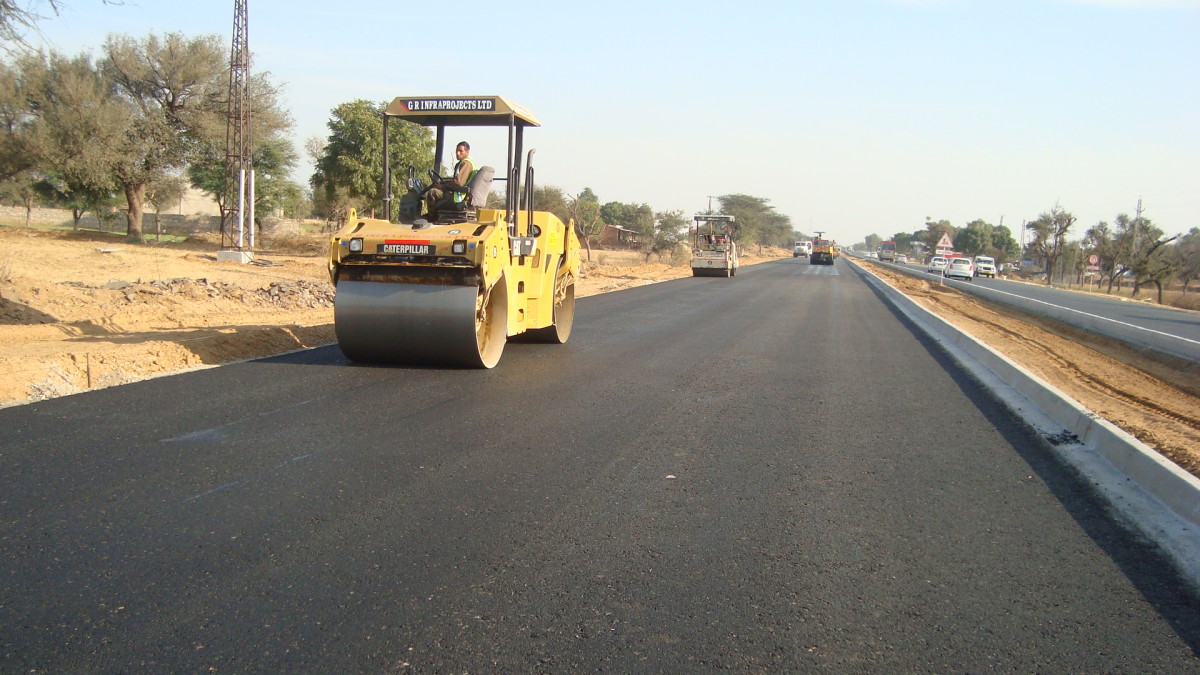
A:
[30,0,1200,245]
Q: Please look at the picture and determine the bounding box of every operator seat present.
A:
[434,165,495,223]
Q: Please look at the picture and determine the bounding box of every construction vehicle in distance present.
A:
[879,240,897,262]
[691,214,739,277]
[327,95,580,368]
[793,240,812,258]
[810,232,836,265]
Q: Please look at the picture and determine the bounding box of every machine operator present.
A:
[425,141,478,216]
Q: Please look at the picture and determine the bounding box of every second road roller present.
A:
[328,95,580,368]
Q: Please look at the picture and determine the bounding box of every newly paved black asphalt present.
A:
[3,257,1198,671]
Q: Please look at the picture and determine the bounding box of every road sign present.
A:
[1088,254,1100,265]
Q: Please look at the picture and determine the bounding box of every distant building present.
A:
[599,223,640,248]
[176,187,220,217]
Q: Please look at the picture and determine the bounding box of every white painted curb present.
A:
[847,258,1200,589]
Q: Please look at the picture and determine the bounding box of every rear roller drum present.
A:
[517,267,575,344]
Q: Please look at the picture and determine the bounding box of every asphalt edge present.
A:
[846,258,1200,591]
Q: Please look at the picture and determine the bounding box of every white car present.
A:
[944,257,975,280]
[925,256,948,274]
[974,256,997,278]
[896,254,908,264]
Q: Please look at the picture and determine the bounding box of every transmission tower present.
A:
[220,0,253,253]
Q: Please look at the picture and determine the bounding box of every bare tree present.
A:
[1026,205,1075,286]
[570,187,603,262]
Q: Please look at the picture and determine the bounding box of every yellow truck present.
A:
[810,238,836,265]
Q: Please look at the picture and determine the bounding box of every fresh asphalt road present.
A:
[3,258,1199,671]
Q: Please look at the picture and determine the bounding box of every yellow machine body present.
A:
[326,95,579,368]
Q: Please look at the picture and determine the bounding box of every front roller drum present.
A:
[334,279,508,368]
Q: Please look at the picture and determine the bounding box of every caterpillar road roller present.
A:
[690,213,739,277]
[328,96,580,368]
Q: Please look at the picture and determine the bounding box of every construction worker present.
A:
[425,141,478,216]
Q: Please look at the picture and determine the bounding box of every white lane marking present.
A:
[162,400,315,443]
[936,275,1200,348]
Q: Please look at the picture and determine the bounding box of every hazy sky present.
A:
[31,0,1200,245]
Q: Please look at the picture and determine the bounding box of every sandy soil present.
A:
[2,227,1196,481]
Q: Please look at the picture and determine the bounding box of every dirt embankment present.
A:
[0,228,754,407]
[2,227,1196,481]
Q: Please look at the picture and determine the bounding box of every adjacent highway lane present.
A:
[2,258,1197,671]
[880,256,1200,362]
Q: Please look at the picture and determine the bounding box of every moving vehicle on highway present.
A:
[691,214,739,277]
[974,256,997,278]
[925,256,948,274]
[896,254,908,264]
[811,237,836,265]
[879,240,897,262]
[944,257,976,280]
[793,240,811,258]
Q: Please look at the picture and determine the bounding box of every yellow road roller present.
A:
[328,96,580,368]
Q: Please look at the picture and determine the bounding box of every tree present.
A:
[2,0,64,51]
[864,233,882,251]
[185,65,296,222]
[101,32,228,240]
[189,133,299,221]
[718,194,791,251]
[15,51,126,226]
[0,57,34,182]
[145,173,186,240]
[955,219,994,256]
[531,184,571,226]
[1026,206,1075,286]
[922,219,955,252]
[1112,213,1178,303]
[1083,220,1120,291]
[310,99,434,222]
[570,187,603,262]
[1176,228,1200,295]
[647,209,687,262]
[990,225,1020,263]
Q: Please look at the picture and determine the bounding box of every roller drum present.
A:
[334,280,506,368]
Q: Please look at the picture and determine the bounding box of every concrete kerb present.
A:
[845,258,1200,590]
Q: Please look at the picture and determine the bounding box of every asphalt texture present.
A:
[2,257,1199,671]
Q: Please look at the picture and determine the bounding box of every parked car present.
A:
[974,255,996,278]
[944,257,975,280]
[925,256,948,274]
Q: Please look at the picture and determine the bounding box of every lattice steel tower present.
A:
[220,0,252,250]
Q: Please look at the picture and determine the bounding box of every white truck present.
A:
[691,214,739,277]
[793,240,812,258]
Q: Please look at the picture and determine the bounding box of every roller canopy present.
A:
[384,96,541,127]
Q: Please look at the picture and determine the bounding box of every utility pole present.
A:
[1134,197,1144,251]
[219,0,254,263]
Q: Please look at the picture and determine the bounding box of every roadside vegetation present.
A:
[854,211,1199,309]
